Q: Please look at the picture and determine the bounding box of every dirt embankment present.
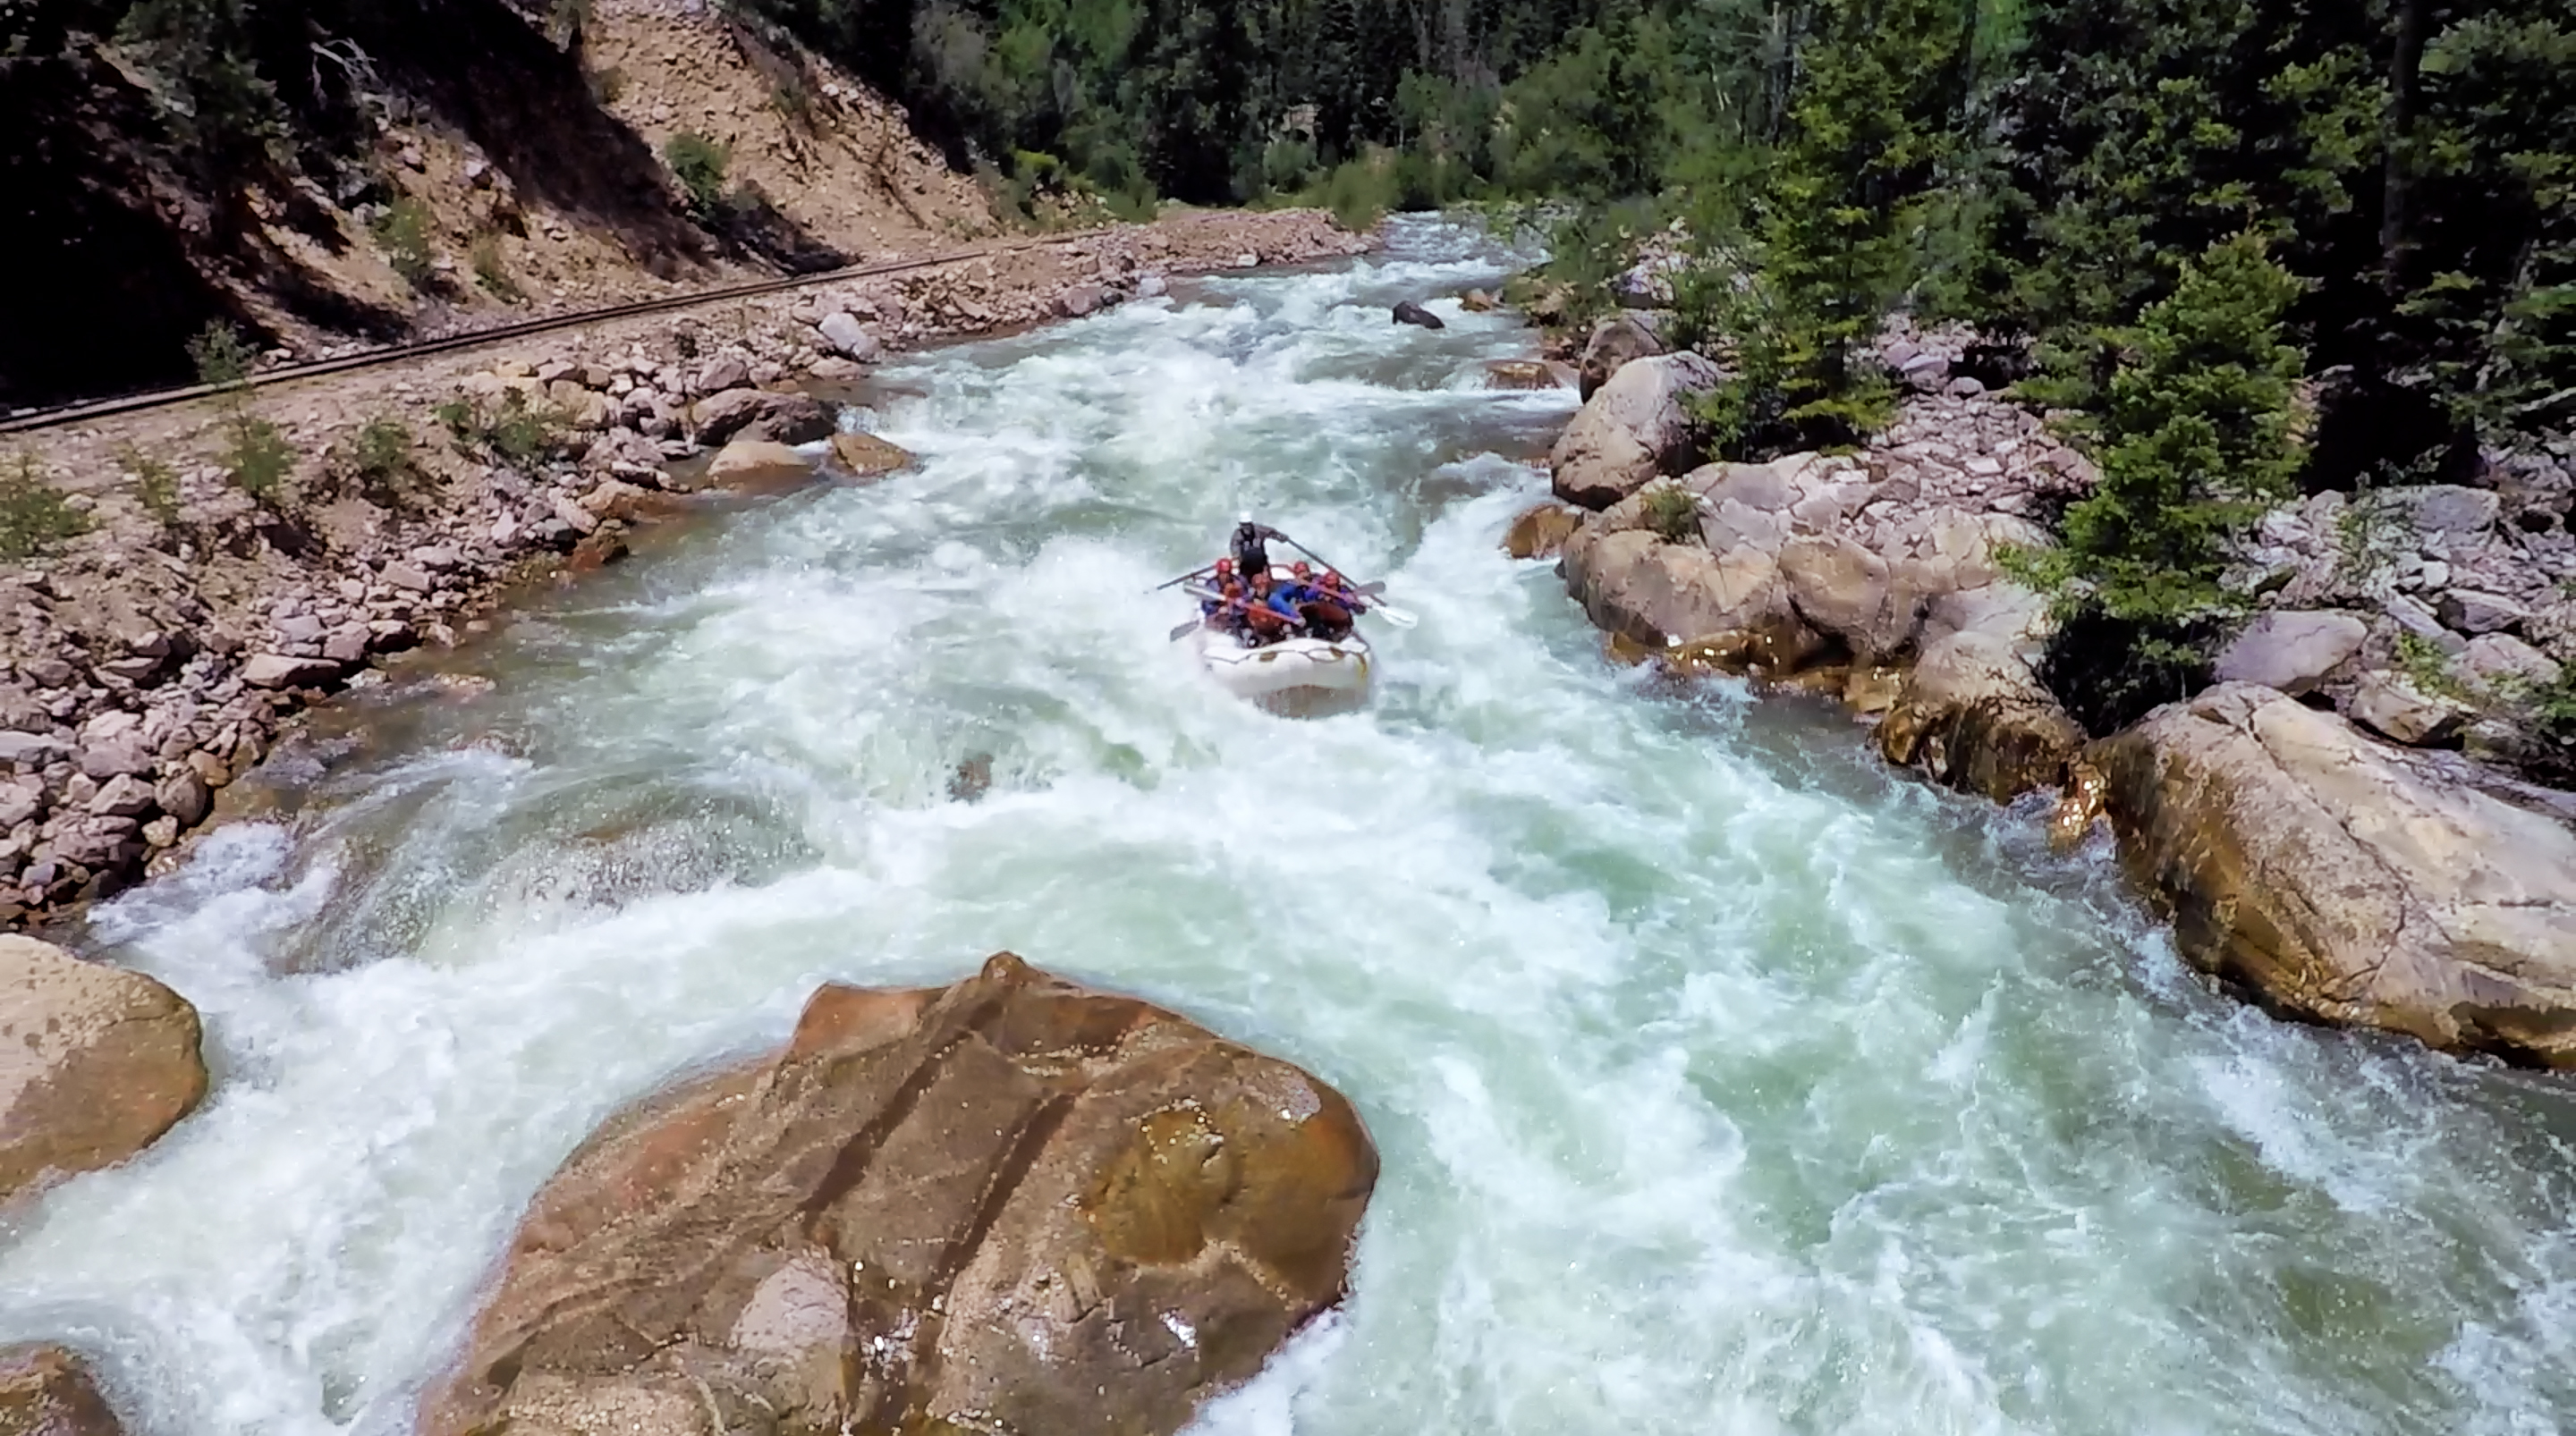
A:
[0,207,1373,930]
[3,0,996,410]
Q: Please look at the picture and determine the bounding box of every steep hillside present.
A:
[0,0,997,410]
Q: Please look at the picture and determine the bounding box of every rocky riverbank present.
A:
[0,208,1371,930]
[1519,309,2576,1067]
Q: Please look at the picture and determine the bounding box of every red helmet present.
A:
[1214,557,1234,574]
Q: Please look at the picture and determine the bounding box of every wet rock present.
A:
[566,528,631,573]
[0,1344,125,1435]
[1504,503,1585,561]
[2212,610,2368,697]
[1550,352,1728,510]
[1577,315,1666,401]
[2090,683,2576,1066]
[826,432,916,479]
[240,654,344,690]
[0,935,208,1203]
[2349,670,2472,746]
[417,953,1375,1436]
[817,312,881,363]
[706,438,814,491]
[1875,629,2084,802]
[1778,535,1891,651]
[1391,300,1445,330]
[1055,283,1104,318]
[1483,359,1564,392]
[1459,288,1497,312]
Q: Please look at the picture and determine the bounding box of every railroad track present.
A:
[0,227,1109,436]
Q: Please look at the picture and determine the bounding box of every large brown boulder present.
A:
[0,1345,124,1435]
[1576,314,1665,400]
[420,953,1377,1436]
[1549,352,1727,510]
[2089,683,2576,1065]
[1875,630,2085,802]
[691,390,836,446]
[1561,528,1804,661]
[1,936,208,1204]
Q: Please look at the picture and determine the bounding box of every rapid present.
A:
[9,217,2576,1436]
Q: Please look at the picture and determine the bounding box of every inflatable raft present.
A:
[1196,629,1373,715]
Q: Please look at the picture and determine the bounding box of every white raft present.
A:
[1195,629,1373,714]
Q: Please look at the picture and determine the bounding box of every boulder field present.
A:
[419,953,1377,1436]
[1524,314,2576,1066]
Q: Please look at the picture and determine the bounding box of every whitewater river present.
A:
[8,217,2576,1435]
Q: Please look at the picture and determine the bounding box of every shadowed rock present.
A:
[419,953,1377,1436]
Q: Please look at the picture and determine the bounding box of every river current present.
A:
[8,217,2576,1435]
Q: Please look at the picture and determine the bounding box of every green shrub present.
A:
[0,453,89,560]
[438,391,571,468]
[771,75,812,128]
[223,415,294,503]
[2008,233,2309,729]
[665,131,732,220]
[1640,482,1701,544]
[188,320,255,392]
[189,320,295,506]
[471,235,523,303]
[370,197,436,289]
[123,445,184,531]
[343,416,421,501]
[587,63,626,106]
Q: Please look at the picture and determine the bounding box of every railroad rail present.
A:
[0,227,1111,435]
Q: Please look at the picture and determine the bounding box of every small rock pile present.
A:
[2215,459,2576,771]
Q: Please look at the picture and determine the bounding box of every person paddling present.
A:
[1284,562,1354,639]
[1231,515,1286,580]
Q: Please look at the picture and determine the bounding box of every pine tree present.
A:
[1694,0,1973,457]
[2011,233,2308,725]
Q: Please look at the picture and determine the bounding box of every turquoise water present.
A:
[7,217,2576,1436]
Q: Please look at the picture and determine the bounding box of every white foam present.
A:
[10,215,2573,1436]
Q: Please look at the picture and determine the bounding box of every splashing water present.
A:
[8,218,2576,1436]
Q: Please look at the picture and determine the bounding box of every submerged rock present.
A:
[827,432,917,479]
[1504,503,1585,561]
[0,1344,125,1435]
[419,952,1377,1436]
[2089,683,2576,1066]
[0,936,208,1204]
